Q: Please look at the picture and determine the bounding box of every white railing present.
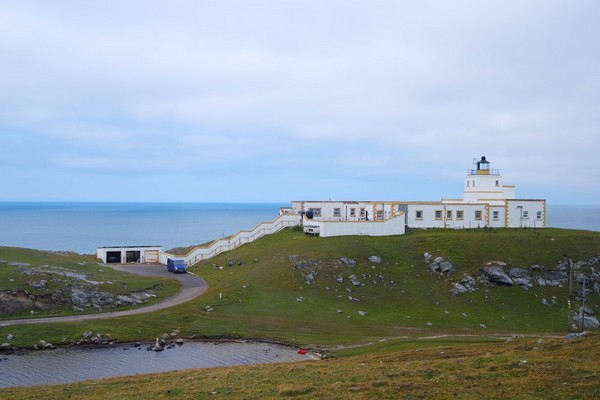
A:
[161,214,301,266]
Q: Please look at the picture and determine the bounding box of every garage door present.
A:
[144,250,159,263]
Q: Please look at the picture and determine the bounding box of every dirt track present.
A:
[0,264,208,327]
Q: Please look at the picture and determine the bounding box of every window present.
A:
[376,210,384,220]
[360,208,366,219]
[536,211,542,219]
[456,210,464,220]
[333,208,341,218]
[473,180,475,187]
[522,210,529,218]
[495,180,500,187]
[435,210,443,220]
[492,210,499,220]
[466,181,470,187]
[475,210,482,220]
[415,210,423,220]
[446,210,452,220]
[350,208,356,218]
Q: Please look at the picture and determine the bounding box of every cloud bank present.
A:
[1,1,598,203]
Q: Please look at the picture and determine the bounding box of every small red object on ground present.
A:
[297,349,307,355]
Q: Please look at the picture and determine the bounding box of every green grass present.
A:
[2,228,600,398]
[3,227,598,349]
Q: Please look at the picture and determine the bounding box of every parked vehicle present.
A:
[167,258,187,273]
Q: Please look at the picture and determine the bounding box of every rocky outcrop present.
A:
[424,253,455,274]
[0,285,155,313]
[481,263,514,285]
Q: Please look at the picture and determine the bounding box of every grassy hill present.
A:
[2,228,600,398]
[3,227,599,348]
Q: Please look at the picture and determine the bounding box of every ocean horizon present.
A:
[0,202,598,254]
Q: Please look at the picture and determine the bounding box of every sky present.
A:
[1,1,598,205]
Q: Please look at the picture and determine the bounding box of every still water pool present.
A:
[0,341,312,388]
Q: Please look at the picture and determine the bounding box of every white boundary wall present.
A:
[306,215,406,237]
[160,214,302,266]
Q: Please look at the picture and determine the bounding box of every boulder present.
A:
[451,283,468,296]
[430,257,455,274]
[543,270,568,282]
[305,273,316,285]
[349,275,361,287]
[482,265,514,285]
[357,310,368,316]
[340,258,356,267]
[572,314,600,330]
[536,270,568,286]
[29,280,48,289]
[368,256,381,264]
[0,343,12,352]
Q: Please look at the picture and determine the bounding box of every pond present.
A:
[0,341,313,388]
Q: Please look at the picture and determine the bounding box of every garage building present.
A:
[96,246,163,264]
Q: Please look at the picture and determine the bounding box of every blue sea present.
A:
[0,202,285,254]
[0,203,598,254]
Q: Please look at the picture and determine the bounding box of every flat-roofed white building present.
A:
[284,156,546,235]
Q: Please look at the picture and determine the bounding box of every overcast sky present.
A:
[1,1,598,204]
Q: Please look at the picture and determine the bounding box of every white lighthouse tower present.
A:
[463,156,515,205]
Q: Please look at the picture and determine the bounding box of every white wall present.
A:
[404,203,489,229]
[308,215,405,237]
[506,200,546,228]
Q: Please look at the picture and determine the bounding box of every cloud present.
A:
[0,1,598,203]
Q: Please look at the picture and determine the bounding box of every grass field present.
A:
[2,227,598,348]
[1,227,600,398]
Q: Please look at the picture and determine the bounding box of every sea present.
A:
[0,202,599,255]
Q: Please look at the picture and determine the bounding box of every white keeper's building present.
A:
[281,156,546,237]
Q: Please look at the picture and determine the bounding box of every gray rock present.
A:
[451,283,468,296]
[482,265,514,285]
[358,310,368,316]
[430,257,455,274]
[368,256,381,264]
[176,338,184,345]
[336,275,344,283]
[305,273,315,285]
[340,258,356,267]
[572,314,600,330]
[0,343,12,352]
[29,280,48,289]
[508,268,531,279]
[542,270,568,282]
[349,275,361,287]
[580,306,595,316]
[82,331,93,340]
[541,298,549,306]
[71,288,92,307]
[565,331,588,340]
[6,334,14,341]
[424,252,433,262]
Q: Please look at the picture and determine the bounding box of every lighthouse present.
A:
[463,156,515,205]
